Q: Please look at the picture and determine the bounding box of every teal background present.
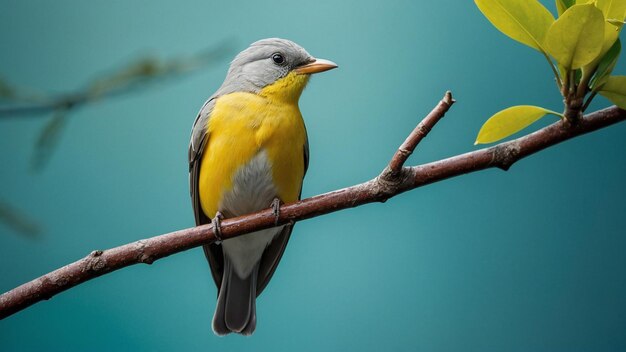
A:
[1,0,625,351]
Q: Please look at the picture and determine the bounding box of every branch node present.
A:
[39,279,54,300]
[85,250,107,272]
[50,276,69,287]
[139,255,154,264]
[443,91,454,105]
[417,124,432,139]
[136,240,155,264]
[492,142,521,171]
[90,250,103,257]
[395,148,412,160]
[563,97,583,124]
[376,167,412,202]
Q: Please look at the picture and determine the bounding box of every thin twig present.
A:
[0,200,40,237]
[388,91,455,174]
[0,41,234,118]
[1,94,624,319]
[0,102,61,116]
[541,52,562,89]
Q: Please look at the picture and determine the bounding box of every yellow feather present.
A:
[198,72,309,218]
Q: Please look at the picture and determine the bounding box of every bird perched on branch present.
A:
[189,38,337,335]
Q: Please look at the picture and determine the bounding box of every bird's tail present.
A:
[212,256,258,336]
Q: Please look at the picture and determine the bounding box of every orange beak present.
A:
[295,58,338,74]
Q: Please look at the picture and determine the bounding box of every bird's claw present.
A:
[212,211,224,243]
[270,198,282,226]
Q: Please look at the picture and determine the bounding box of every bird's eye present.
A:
[272,53,285,65]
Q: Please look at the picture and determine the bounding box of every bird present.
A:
[188,38,337,336]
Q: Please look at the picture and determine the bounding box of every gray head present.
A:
[190,38,336,163]
[216,38,337,96]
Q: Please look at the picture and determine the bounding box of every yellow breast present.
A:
[198,72,309,218]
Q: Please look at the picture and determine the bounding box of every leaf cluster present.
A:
[475,0,626,144]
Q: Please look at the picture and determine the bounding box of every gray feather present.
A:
[216,38,314,96]
[212,257,258,336]
[212,256,258,335]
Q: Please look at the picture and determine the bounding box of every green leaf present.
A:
[574,68,583,85]
[545,4,605,69]
[599,76,626,108]
[581,0,626,74]
[557,0,576,15]
[596,0,626,54]
[558,64,568,82]
[475,0,555,52]
[475,105,563,144]
[596,1,626,26]
[591,39,621,88]
[607,18,625,28]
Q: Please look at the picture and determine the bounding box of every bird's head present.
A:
[218,38,337,103]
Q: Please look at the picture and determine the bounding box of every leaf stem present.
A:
[542,52,562,89]
[582,90,599,112]
[562,68,570,97]
[576,66,595,98]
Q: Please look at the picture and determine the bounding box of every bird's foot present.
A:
[212,211,224,243]
[270,198,282,226]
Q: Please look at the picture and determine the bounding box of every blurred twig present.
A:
[0,40,235,171]
[31,109,69,170]
[0,40,235,235]
[0,200,40,237]
[0,41,234,117]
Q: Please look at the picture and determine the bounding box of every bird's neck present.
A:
[259,72,310,105]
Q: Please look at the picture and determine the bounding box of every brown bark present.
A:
[1,92,624,319]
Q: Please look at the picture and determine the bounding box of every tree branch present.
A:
[1,93,624,320]
[0,42,234,118]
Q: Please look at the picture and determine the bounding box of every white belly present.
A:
[220,150,283,278]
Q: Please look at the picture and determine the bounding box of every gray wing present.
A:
[190,98,216,224]
[189,98,310,297]
[189,98,226,288]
